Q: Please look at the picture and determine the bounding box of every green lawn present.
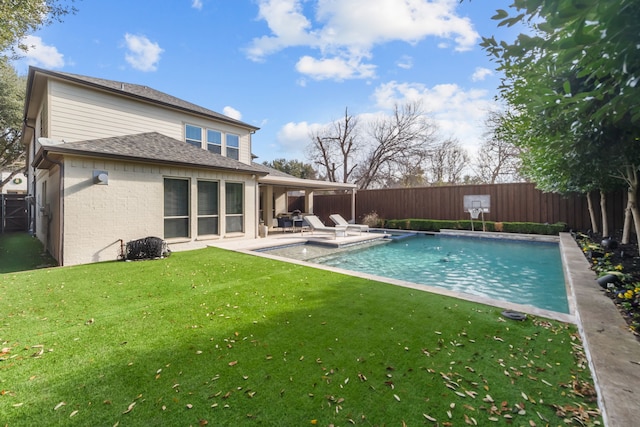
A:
[0,232,57,273]
[0,244,601,426]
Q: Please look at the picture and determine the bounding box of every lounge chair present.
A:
[303,215,348,239]
[329,214,369,234]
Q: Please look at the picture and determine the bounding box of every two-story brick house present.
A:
[20,67,356,266]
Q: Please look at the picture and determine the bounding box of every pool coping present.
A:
[205,230,640,426]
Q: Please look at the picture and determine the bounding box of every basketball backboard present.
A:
[463,195,490,213]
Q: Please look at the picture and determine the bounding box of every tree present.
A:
[0,57,27,191]
[355,101,437,189]
[425,138,469,185]
[307,102,442,189]
[262,158,317,180]
[473,110,523,184]
[307,108,360,183]
[1,0,77,56]
[482,0,640,246]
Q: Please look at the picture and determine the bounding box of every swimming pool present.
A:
[261,234,569,313]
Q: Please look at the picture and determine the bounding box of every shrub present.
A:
[360,211,382,227]
[382,219,566,235]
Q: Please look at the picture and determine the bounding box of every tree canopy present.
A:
[481,0,640,240]
[307,102,441,189]
[262,158,317,180]
[0,0,77,56]
[0,57,26,188]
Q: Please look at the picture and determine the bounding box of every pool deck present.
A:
[197,229,639,427]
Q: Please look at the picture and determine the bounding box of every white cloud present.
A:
[372,80,493,155]
[20,35,64,68]
[275,121,323,158]
[124,33,163,72]
[471,67,493,82]
[396,55,413,70]
[245,0,315,61]
[247,0,479,80]
[295,55,376,81]
[192,0,203,10]
[223,106,242,120]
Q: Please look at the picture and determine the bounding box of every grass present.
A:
[0,239,601,426]
[0,232,57,273]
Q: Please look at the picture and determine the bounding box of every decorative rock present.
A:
[596,274,618,289]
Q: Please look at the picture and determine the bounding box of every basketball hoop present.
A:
[469,208,482,219]
[464,195,490,232]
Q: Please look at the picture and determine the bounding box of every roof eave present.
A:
[258,174,357,191]
[37,145,268,176]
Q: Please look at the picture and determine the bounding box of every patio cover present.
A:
[257,171,357,221]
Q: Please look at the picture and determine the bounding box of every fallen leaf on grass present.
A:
[123,402,136,414]
[54,401,66,410]
[229,360,238,366]
[423,414,437,422]
[70,410,78,417]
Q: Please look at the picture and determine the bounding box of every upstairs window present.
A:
[226,134,239,160]
[207,130,222,154]
[185,125,202,148]
[185,124,240,161]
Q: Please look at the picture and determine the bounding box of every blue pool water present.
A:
[264,234,569,313]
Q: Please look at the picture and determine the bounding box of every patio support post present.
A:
[351,189,356,222]
[305,190,314,214]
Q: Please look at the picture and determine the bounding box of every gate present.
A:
[1,194,28,233]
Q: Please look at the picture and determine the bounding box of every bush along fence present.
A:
[381,218,567,235]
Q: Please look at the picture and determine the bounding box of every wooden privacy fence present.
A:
[290,183,629,232]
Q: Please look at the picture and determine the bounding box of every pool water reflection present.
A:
[260,234,569,313]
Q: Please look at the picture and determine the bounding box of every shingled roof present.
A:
[26,67,259,131]
[34,132,267,175]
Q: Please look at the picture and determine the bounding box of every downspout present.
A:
[42,150,64,266]
[24,120,37,235]
[254,175,260,239]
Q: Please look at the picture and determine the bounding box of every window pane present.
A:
[227,134,239,148]
[207,130,222,144]
[197,181,218,215]
[186,125,202,141]
[225,216,243,233]
[226,147,239,160]
[198,217,219,235]
[165,218,189,238]
[164,179,189,216]
[225,182,243,214]
[208,145,222,154]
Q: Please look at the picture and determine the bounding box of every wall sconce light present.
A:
[93,170,109,185]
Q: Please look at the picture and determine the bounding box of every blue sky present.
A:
[12,0,520,165]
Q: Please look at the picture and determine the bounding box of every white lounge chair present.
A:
[329,214,369,234]
[303,215,348,239]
